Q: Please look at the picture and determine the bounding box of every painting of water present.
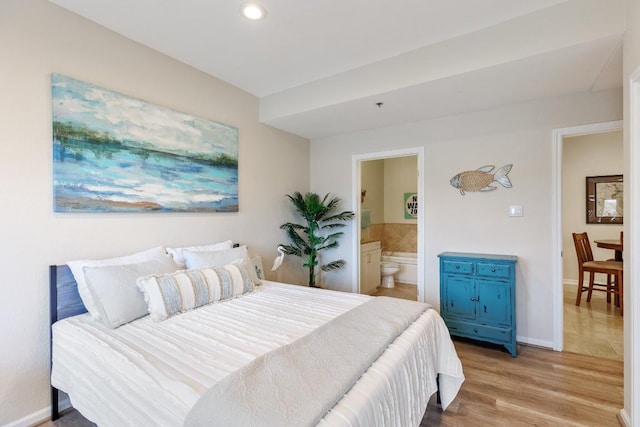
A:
[52,74,238,212]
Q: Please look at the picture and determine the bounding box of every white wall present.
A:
[562,131,623,282]
[310,89,622,349]
[0,1,309,425]
[383,156,418,223]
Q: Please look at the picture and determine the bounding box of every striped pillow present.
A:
[137,261,256,322]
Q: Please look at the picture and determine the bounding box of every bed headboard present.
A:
[49,264,87,325]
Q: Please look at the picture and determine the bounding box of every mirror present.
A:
[586,175,623,224]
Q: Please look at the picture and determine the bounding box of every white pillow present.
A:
[251,256,264,280]
[83,257,179,328]
[183,245,261,285]
[137,261,256,322]
[167,240,233,268]
[67,246,169,320]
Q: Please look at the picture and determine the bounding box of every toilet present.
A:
[380,262,400,288]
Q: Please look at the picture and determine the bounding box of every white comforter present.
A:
[51,281,464,427]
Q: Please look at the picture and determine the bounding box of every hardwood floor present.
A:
[423,338,623,426]
[41,409,95,427]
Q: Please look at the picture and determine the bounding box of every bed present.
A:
[49,245,464,427]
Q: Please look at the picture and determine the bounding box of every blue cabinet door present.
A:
[476,280,510,325]
[443,275,475,319]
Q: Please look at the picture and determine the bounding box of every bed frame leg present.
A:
[50,265,60,421]
[51,385,60,421]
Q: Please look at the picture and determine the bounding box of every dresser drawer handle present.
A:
[455,265,460,269]
[473,328,478,333]
[491,268,496,272]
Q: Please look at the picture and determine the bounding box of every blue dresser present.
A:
[438,252,517,357]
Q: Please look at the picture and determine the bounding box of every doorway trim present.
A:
[352,147,425,301]
[624,66,640,426]
[551,119,623,352]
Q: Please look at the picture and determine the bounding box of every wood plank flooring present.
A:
[422,339,623,426]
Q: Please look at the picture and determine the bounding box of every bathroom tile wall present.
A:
[381,223,417,253]
[368,224,384,242]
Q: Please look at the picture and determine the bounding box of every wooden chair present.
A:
[572,232,623,316]
[606,231,623,307]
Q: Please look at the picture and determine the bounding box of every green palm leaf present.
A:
[280,192,354,287]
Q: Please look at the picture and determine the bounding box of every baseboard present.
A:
[618,408,630,427]
[516,335,554,350]
[2,407,49,427]
[3,398,70,427]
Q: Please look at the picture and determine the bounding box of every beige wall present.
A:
[360,157,418,252]
[360,159,384,224]
[383,156,418,223]
[0,1,309,424]
[562,131,623,283]
[360,156,418,224]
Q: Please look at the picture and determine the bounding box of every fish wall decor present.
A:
[450,164,513,195]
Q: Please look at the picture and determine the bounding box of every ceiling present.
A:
[49,0,624,139]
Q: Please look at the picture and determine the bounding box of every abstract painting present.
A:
[52,74,238,212]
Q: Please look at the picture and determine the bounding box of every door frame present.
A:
[352,147,425,301]
[551,119,623,351]
[625,66,640,426]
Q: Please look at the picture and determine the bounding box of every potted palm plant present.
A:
[279,192,354,287]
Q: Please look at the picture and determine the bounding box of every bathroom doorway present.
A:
[352,148,424,302]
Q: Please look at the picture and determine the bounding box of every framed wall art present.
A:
[586,174,623,224]
[404,192,418,219]
[52,74,238,213]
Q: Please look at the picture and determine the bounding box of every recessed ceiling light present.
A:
[241,3,267,20]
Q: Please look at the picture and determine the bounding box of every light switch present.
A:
[509,205,523,217]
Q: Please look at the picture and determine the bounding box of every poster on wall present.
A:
[52,74,238,213]
[404,192,418,219]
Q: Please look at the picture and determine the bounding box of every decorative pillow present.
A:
[137,261,256,322]
[167,240,233,268]
[183,245,262,285]
[83,257,180,329]
[68,246,169,320]
[251,256,264,280]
